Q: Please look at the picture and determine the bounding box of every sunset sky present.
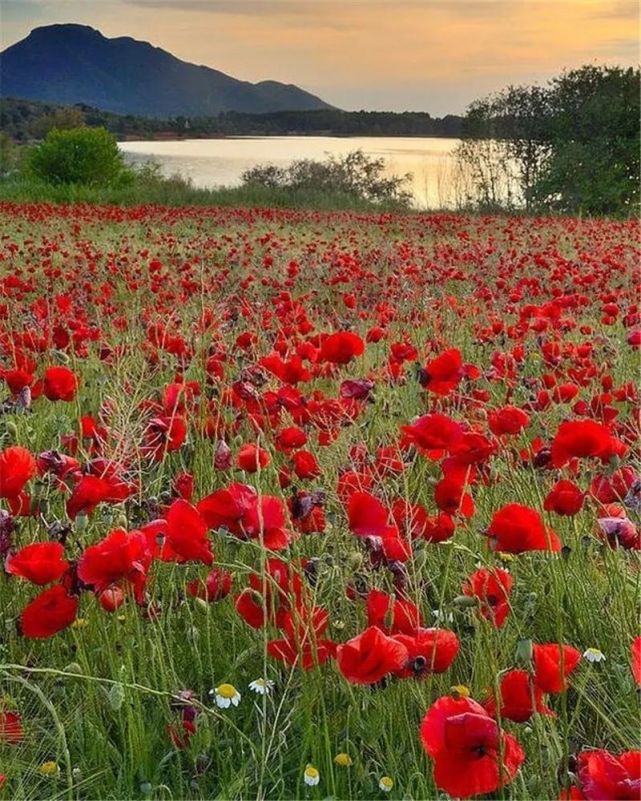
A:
[2,0,638,114]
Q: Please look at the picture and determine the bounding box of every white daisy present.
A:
[379,776,394,792]
[303,764,320,786]
[583,647,606,663]
[248,678,275,696]
[210,683,241,708]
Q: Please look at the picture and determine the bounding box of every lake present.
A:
[119,136,467,209]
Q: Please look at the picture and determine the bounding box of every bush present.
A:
[27,126,131,186]
[241,150,413,207]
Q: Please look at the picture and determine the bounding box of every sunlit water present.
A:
[119,136,467,209]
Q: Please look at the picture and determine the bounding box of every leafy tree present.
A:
[531,66,639,214]
[28,106,86,139]
[457,65,640,215]
[27,127,131,186]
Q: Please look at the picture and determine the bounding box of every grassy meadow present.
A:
[0,202,638,801]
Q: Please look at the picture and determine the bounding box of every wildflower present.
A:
[71,617,88,629]
[211,683,241,708]
[334,753,353,767]
[379,776,394,792]
[19,585,78,639]
[450,684,470,698]
[38,761,60,777]
[303,764,320,786]
[583,647,606,663]
[420,695,524,798]
[248,678,274,696]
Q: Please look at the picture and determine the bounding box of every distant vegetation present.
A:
[457,65,640,215]
[1,64,638,216]
[241,151,412,208]
[0,97,463,142]
[0,128,413,212]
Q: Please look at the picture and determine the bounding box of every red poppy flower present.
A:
[319,331,364,365]
[631,637,641,687]
[533,643,581,693]
[486,503,561,553]
[5,541,69,585]
[159,499,214,565]
[292,450,321,480]
[267,607,336,670]
[19,584,78,638]
[462,567,513,628]
[77,528,152,602]
[336,625,408,685]
[365,589,423,634]
[420,695,525,798]
[347,491,397,539]
[544,480,585,516]
[434,475,475,518]
[394,628,459,678]
[420,348,464,396]
[488,406,530,437]
[400,413,463,456]
[236,443,271,472]
[67,473,132,519]
[550,420,621,468]
[0,710,24,744]
[43,366,79,401]
[187,568,233,602]
[0,446,36,499]
[576,749,641,800]
[483,670,553,722]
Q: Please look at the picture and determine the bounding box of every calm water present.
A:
[119,136,465,209]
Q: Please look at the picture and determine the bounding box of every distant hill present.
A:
[0,24,333,116]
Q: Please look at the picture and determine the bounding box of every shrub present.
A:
[27,126,131,186]
[241,150,413,207]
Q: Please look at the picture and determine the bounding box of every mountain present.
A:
[0,24,333,117]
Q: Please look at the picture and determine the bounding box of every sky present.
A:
[1,0,638,114]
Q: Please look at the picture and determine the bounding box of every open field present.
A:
[0,202,638,800]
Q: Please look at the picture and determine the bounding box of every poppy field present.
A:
[0,201,639,801]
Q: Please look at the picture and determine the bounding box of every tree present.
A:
[531,66,639,214]
[27,127,130,186]
[28,106,86,140]
[457,65,640,215]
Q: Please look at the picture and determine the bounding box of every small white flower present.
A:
[583,647,606,663]
[210,683,241,708]
[379,776,394,792]
[432,608,454,624]
[248,678,274,696]
[303,764,320,786]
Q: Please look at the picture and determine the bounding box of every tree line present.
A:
[0,99,463,141]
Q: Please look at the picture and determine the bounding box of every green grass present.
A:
[0,204,637,801]
[0,175,414,213]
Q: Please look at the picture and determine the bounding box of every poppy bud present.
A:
[74,513,88,532]
[515,638,534,664]
[5,421,18,440]
[452,595,478,608]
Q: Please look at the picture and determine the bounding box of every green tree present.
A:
[531,66,639,214]
[27,127,130,186]
[457,65,640,215]
[28,106,86,140]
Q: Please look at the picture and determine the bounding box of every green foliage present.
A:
[457,65,640,215]
[0,97,464,142]
[0,131,20,177]
[241,150,413,208]
[27,127,131,186]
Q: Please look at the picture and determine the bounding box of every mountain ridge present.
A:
[0,24,334,117]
